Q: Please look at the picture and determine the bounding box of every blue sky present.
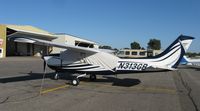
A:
[0,0,199,52]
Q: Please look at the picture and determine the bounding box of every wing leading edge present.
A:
[8,37,99,54]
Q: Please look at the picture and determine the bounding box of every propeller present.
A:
[43,58,47,73]
[41,55,47,73]
[40,55,47,95]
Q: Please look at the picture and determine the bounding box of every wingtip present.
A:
[179,35,195,40]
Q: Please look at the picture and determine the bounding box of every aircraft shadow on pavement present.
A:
[187,66,200,71]
[0,72,56,83]
[0,72,141,87]
[178,66,200,71]
[103,76,141,87]
[79,76,141,87]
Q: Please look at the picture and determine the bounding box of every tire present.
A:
[89,74,96,81]
[71,78,79,86]
[54,73,59,80]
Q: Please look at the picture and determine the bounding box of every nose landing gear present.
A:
[54,73,60,80]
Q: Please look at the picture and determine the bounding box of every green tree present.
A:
[186,52,198,57]
[130,41,141,49]
[147,39,161,50]
[141,47,145,50]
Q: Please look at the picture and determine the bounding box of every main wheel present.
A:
[89,74,96,81]
[71,78,79,86]
[54,73,59,80]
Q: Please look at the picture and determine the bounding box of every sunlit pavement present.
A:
[0,57,199,111]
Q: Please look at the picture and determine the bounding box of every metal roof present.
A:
[54,33,98,45]
[6,25,57,40]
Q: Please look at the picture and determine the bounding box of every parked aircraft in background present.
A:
[9,35,194,86]
[181,56,200,66]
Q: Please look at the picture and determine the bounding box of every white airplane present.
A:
[181,56,200,66]
[9,35,194,86]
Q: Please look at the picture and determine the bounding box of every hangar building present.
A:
[0,24,98,58]
[51,33,98,54]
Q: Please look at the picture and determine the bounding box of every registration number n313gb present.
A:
[116,61,148,71]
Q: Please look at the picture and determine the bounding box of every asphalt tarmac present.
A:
[0,57,199,111]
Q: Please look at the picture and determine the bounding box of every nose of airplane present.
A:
[43,56,52,62]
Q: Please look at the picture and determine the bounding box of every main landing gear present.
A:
[71,74,97,86]
[53,72,97,86]
[71,74,86,86]
[71,78,80,86]
[89,74,96,81]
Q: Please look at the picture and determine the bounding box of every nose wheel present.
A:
[54,73,60,80]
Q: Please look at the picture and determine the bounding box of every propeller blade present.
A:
[41,54,47,73]
[43,60,46,72]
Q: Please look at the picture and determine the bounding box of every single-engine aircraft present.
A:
[8,35,194,86]
[181,56,200,66]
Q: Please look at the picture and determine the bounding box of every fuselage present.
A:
[45,35,194,75]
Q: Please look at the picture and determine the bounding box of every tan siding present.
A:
[0,25,6,58]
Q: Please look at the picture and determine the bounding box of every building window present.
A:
[139,52,146,55]
[131,51,137,55]
[125,51,130,55]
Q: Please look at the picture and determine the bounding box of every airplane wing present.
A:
[8,37,99,54]
[8,36,119,72]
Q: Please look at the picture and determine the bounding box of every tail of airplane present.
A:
[151,35,194,69]
[117,35,194,71]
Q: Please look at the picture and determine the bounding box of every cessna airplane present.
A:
[9,35,194,86]
[181,56,200,66]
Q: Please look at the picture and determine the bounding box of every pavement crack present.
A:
[0,96,9,104]
[177,71,199,111]
[0,92,40,104]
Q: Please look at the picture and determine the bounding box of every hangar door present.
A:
[6,27,51,57]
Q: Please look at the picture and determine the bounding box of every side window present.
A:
[131,51,137,55]
[125,51,130,55]
[139,52,146,55]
